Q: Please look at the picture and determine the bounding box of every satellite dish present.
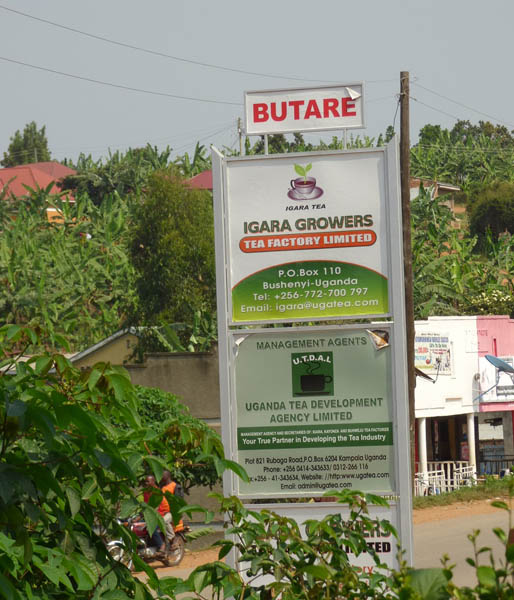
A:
[485,354,514,374]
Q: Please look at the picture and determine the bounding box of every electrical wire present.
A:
[392,95,400,131]
[412,82,514,129]
[1,120,238,161]
[170,124,236,153]
[0,55,243,106]
[410,96,461,121]
[0,4,397,85]
[365,94,397,105]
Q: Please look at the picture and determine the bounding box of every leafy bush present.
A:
[468,182,514,243]
[158,488,514,599]
[128,170,216,332]
[0,325,242,599]
[133,385,222,492]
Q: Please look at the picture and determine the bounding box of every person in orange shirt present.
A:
[160,470,184,534]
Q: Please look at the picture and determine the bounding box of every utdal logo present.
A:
[288,163,324,201]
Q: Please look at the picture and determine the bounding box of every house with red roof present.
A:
[0,161,76,222]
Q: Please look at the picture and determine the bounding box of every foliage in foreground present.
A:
[0,325,244,599]
[157,487,514,599]
[2,324,514,598]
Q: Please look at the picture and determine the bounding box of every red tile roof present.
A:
[0,162,76,198]
[187,170,213,190]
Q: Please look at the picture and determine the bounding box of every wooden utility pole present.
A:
[400,71,416,484]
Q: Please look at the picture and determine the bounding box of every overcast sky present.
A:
[0,0,512,163]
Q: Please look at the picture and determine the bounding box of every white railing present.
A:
[414,461,476,496]
[454,465,475,487]
[414,470,447,496]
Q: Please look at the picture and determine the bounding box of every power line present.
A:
[1,120,237,160]
[410,96,461,122]
[170,124,236,153]
[0,4,396,85]
[412,82,514,129]
[365,94,397,104]
[0,55,243,106]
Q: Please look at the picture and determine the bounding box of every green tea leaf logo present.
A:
[294,163,312,182]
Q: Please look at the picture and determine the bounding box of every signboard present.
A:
[212,136,412,565]
[223,147,395,323]
[240,502,401,580]
[245,84,364,135]
[414,332,453,376]
[232,327,395,498]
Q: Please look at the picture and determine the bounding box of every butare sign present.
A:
[244,83,365,136]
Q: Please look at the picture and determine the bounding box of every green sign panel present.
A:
[234,328,395,496]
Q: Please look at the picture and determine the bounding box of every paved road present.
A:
[414,509,509,587]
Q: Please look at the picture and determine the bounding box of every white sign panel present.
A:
[239,503,401,580]
[225,148,392,323]
[245,84,365,135]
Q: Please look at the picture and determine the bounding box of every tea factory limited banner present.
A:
[226,149,391,323]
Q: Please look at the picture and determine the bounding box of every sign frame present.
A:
[213,143,401,326]
[212,137,412,566]
[225,323,410,497]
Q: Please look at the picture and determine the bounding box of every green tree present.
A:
[60,145,172,206]
[450,119,514,147]
[173,142,211,177]
[468,181,514,243]
[1,121,51,167]
[411,184,514,318]
[134,386,221,493]
[128,170,216,332]
[412,120,514,190]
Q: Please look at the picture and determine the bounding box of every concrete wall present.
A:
[476,315,514,357]
[72,332,139,369]
[415,316,478,419]
[125,347,221,423]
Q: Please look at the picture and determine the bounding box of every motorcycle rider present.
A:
[159,469,179,545]
[143,474,167,555]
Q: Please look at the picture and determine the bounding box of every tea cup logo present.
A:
[288,163,324,201]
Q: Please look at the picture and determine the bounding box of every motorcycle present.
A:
[107,516,189,570]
